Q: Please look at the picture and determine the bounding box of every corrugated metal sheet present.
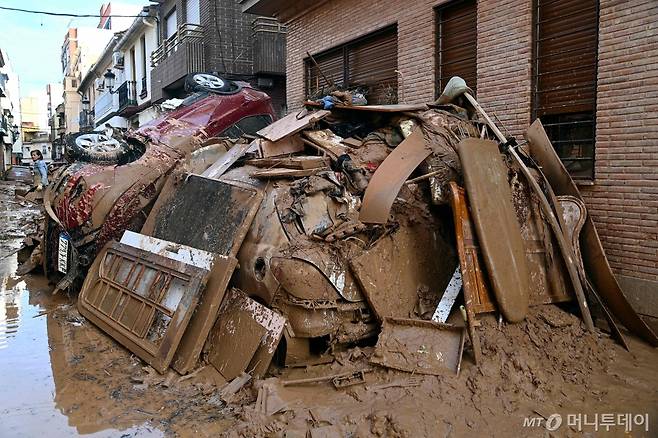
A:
[305,26,398,104]
[436,0,477,95]
[533,0,598,180]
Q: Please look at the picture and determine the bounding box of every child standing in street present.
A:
[31,150,48,190]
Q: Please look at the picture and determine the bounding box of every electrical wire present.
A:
[0,5,144,18]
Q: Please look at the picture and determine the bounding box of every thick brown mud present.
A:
[1,178,657,438]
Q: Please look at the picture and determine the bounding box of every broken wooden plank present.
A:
[342,137,363,148]
[303,129,349,158]
[245,156,330,170]
[202,140,258,179]
[359,129,432,224]
[258,135,305,158]
[257,109,330,142]
[251,168,325,179]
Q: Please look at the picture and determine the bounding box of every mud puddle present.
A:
[0,180,234,437]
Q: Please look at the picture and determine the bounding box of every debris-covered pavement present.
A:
[2,78,658,437]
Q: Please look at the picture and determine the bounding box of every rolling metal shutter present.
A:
[348,27,398,104]
[436,0,477,95]
[533,0,598,180]
[305,26,398,104]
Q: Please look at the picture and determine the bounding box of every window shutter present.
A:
[348,28,398,104]
[305,26,398,104]
[533,0,599,180]
[305,49,344,99]
[436,0,477,94]
[534,0,598,116]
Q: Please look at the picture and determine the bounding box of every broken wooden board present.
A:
[207,289,286,380]
[513,172,573,306]
[251,168,326,179]
[172,255,238,374]
[370,318,465,375]
[202,140,259,179]
[245,156,331,170]
[304,101,428,113]
[78,241,209,373]
[303,129,349,158]
[142,175,263,257]
[258,135,305,158]
[359,129,432,224]
[257,109,330,142]
[447,182,496,315]
[350,225,455,322]
[457,138,530,323]
[526,120,658,346]
[342,137,363,148]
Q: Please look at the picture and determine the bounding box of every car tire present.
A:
[184,72,242,95]
[65,132,144,165]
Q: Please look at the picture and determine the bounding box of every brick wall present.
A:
[580,0,658,284]
[286,0,532,137]
[284,0,658,287]
[202,0,256,77]
[476,0,532,138]
[286,0,447,111]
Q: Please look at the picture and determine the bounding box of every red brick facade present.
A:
[283,0,658,289]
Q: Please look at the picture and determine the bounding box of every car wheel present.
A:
[184,72,242,95]
[66,132,143,165]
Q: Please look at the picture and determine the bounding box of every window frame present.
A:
[304,25,398,104]
[532,0,600,182]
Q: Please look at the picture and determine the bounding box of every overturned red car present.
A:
[43,75,276,290]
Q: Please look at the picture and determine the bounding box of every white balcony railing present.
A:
[94,90,118,123]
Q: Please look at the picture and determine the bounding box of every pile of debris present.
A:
[64,77,656,400]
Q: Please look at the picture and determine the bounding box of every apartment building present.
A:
[78,5,159,130]
[150,0,287,114]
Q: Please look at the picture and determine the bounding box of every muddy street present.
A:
[1,178,657,437]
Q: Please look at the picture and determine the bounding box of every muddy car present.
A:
[43,76,276,290]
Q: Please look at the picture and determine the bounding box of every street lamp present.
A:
[104,69,116,91]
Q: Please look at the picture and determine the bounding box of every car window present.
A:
[220,114,273,138]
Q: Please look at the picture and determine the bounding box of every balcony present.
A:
[150,24,205,102]
[117,80,138,115]
[252,17,287,75]
[95,90,116,125]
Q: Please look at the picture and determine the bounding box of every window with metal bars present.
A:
[533,0,599,181]
[436,0,477,96]
[304,26,398,105]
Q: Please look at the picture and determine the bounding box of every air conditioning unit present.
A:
[95,78,104,91]
[112,52,125,69]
